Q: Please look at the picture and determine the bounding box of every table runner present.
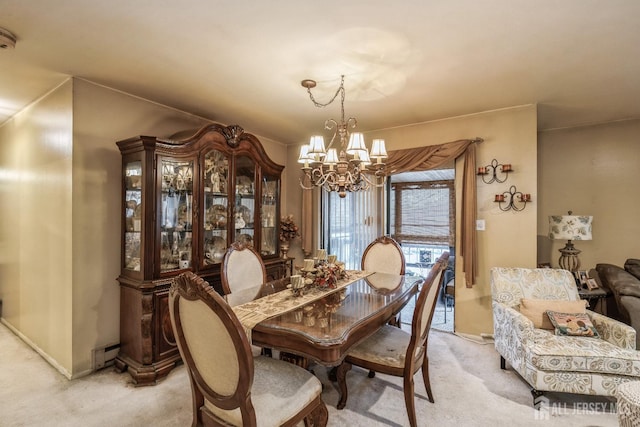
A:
[232,270,371,342]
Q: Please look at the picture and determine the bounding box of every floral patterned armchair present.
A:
[491,267,640,404]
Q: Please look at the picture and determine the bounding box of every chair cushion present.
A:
[527,329,640,376]
[546,310,600,338]
[520,298,587,330]
[205,356,322,427]
[347,324,411,369]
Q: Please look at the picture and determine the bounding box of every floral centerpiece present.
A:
[279,214,300,258]
[313,262,347,289]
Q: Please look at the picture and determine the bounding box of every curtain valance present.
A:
[385,138,482,286]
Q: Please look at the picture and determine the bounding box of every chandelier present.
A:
[298,75,387,198]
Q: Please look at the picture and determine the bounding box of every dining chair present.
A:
[361,235,406,275]
[361,236,406,327]
[221,242,267,307]
[169,271,329,427]
[336,252,449,427]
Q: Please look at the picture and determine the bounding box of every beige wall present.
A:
[284,105,538,336]
[537,119,640,269]
[0,81,74,372]
[362,105,538,335]
[1,78,287,377]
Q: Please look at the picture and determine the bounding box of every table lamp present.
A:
[548,211,593,272]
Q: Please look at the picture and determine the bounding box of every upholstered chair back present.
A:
[490,267,580,308]
[412,253,447,361]
[222,242,267,307]
[361,236,405,275]
[169,272,256,425]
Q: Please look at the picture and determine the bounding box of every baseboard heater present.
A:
[92,343,120,371]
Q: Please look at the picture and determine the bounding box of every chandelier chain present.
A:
[305,75,345,110]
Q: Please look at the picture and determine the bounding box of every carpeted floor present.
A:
[401,287,454,333]
[0,320,619,426]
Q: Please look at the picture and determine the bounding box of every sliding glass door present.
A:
[321,187,383,270]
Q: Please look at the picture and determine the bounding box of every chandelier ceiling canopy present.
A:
[298,75,387,198]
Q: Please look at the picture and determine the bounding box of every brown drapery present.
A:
[384,138,482,286]
[301,174,313,257]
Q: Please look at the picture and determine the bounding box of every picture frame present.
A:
[585,278,599,290]
[573,270,590,288]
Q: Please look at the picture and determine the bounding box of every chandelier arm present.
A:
[360,172,386,188]
[311,168,339,188]
[299,175,317,190]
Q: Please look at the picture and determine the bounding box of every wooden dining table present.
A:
[240,271,423,367]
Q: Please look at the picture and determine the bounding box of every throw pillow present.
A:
[625,259,640,281]
[546,310,600,338]
[520,298,588,330]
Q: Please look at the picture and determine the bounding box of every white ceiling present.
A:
[1,0,640,145]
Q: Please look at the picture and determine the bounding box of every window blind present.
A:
[390,180,455,247]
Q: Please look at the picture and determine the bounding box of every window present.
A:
[390,179,455,247]
[389,170,455,277]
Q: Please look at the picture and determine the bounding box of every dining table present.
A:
[232,270,423,367]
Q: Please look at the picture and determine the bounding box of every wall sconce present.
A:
[477,159,512,184]
[494,185,531,211]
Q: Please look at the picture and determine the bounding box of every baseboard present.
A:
[454,331,495,344]
[1,318,73,380]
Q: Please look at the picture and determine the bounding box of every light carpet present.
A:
[0,321,618,427]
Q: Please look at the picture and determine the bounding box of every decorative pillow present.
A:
[520,298,588,330]
[546,310,600,338]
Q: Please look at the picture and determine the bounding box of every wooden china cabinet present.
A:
[115,123,287,385]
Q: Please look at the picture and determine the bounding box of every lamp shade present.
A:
[549,215,593,241]
[324,148,338,166]
[308,135,326,157]
[370,139,388,159]
[297,144,311,163]
[346,132,367,155]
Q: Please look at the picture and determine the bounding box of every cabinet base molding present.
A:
[114,353,181,386]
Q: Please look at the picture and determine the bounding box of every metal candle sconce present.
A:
[494,185,531,211]
[477,159,512,184]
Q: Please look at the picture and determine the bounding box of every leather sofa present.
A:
[596,259,640,346]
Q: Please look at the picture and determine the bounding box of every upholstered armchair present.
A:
[491,267,640,404]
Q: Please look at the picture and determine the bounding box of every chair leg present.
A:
[403,374,418,427]
[421,355,434,403]
[368,370,376,378]
[305,400,329,427]
[532,389,545,409]
[500,355,506,370]
[336,362,352,410]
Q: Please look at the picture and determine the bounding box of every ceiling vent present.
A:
[0,27,16,49]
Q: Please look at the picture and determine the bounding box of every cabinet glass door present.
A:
[124,161,143,272]
[260,174,279,256]
[159,158,193,273]
[202,150,229,266]
[233,156,255,247]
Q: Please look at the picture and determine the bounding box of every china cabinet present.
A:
[115,123,286,385]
